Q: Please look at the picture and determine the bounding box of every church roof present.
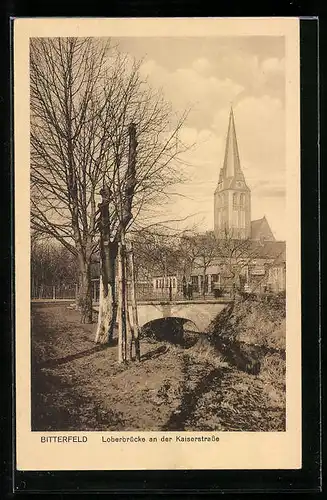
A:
[251,216,275,241]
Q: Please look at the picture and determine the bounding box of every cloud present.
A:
[260,187,285,198]
[251,195,286,241]
[135,45,286,240]
[192,57,212,74]
[213,95,285,173]
[262,57,285,74]
[212,51,285,103]
[139,59,244,128]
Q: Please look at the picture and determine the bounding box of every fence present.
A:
[31,284,77,300]
[32,281,228,303]
[32,277,283,303]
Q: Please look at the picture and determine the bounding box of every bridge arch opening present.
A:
[140,317,199,347]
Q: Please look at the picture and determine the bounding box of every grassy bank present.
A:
[31,299,285,432]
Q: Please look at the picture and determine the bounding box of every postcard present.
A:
[14,17,301,471]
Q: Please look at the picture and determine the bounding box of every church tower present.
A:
[214,107,251,239]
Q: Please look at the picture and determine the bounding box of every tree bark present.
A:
[77,257,93,324]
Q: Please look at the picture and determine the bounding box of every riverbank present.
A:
[31,302,285,432]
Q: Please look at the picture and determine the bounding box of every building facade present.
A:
[189,240,286,296]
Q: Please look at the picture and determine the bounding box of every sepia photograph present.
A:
[30,34,287,433]
[14,18,301,471]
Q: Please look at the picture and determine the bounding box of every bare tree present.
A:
[132,226,186,283]
[30,38,112,322]
[31,240,77,299]
[217,228,257,295]
[217,228,286,297]
[178,231,204,281]
[30,37,189,327]
[182,232,218,299]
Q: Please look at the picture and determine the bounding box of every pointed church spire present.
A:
[215,105,251,240]
[222,106,242,179]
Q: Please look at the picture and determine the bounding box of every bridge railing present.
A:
[125,282,220,302]
[126,282,180,302]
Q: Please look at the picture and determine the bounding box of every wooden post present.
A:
[117,242,126,363]
[52,285,56,300]
[128,243,140,361]
[122,231,129,362]
[123,250,133,361]
[116,122,138,360]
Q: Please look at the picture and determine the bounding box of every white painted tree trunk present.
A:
[94,275,115,344]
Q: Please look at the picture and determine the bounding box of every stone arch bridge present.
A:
[125,299,232,333]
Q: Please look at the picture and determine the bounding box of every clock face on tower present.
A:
[237,181,244,188]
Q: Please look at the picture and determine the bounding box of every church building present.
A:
[214,106,275,243]
[187,106,286,296]
[149,106,286,298]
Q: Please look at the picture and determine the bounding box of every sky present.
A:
[114,36,286,241]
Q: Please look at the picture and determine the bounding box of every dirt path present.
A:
[31,303,285,432]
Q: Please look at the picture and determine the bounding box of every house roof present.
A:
[215,239,285,262]
[250,240,286,261]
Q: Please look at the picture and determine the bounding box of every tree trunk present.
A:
[94,276,116,343]
[94,240,118,343]
[74,283,79,308]
[77,259,93,324]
